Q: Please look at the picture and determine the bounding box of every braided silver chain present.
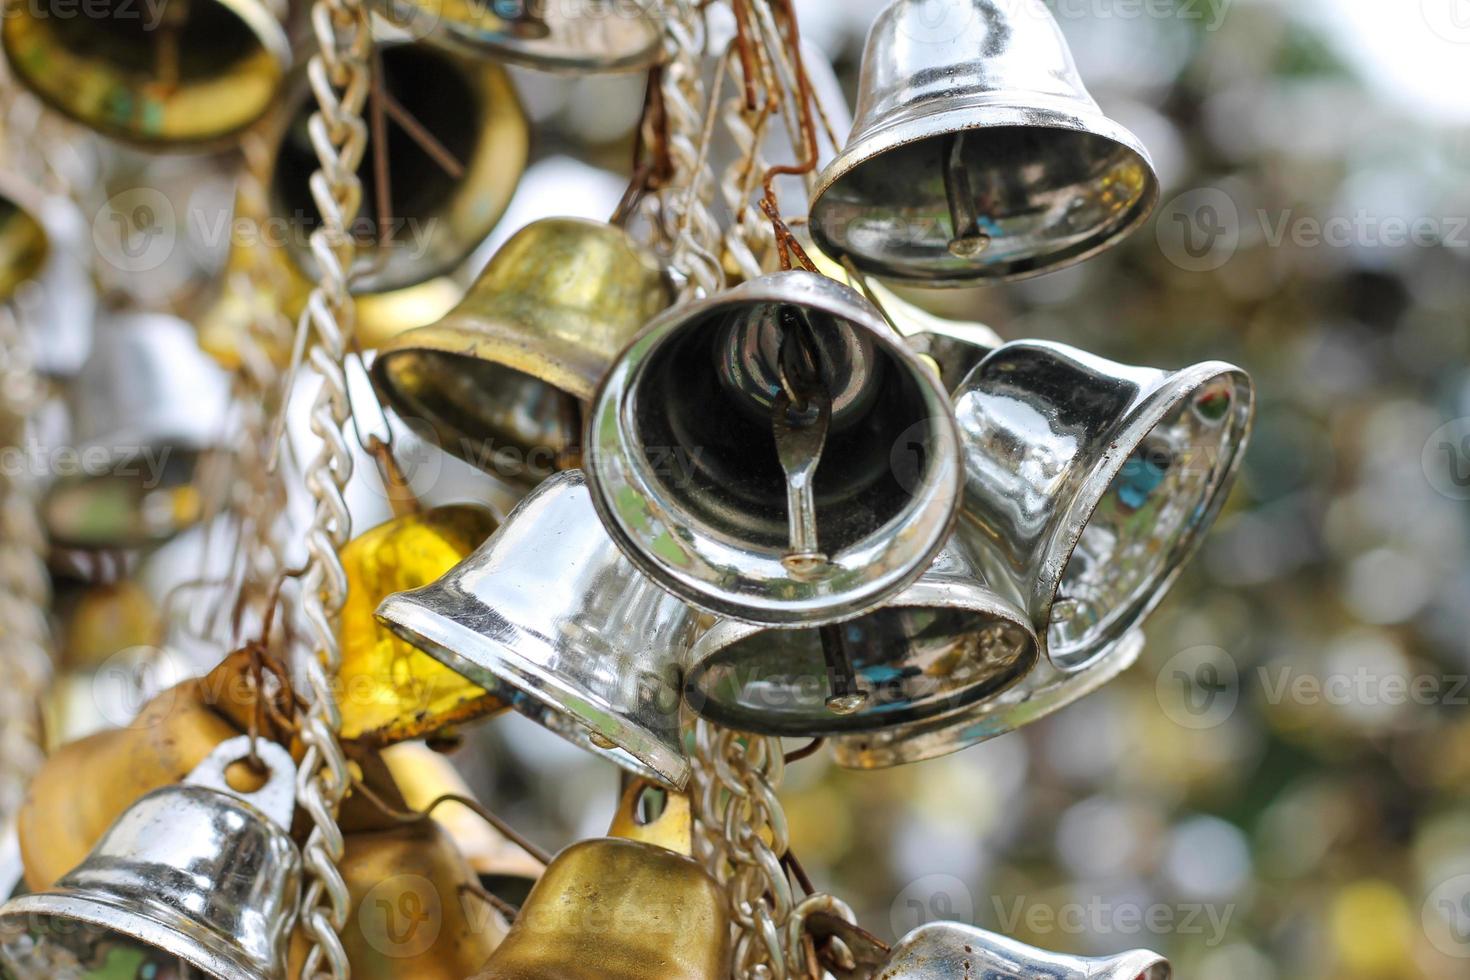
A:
[292,0,372,973]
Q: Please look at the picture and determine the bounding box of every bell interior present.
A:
[2,0,280,141]
[375,349,577,475]
[273,44,480,292]
[42,448,205,551]
[1050,373,1251,668]
[0,194,49,302]
[817,125,1152,282]
[0,917,204,978]
[630,303,941,551]
[688,605,1035,735]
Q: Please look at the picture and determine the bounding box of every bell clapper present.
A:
[820,623,869,715]
[942,132,991,259]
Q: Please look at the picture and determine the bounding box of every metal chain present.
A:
[693,718,800,979]
[718,43,778,281]
[0,305,52,835]
[656,0,725,300]
[293,0,372,973]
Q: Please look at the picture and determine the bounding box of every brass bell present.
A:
[470,780,730,980]
[586,269,962,627]
[0,736,302,978]
[371,218,672,487]
[260,41,529,348]
[684,536,1038,737]
[369,0,664,73]
[0,0,290,146]
[338,505,508,746]
[18,653,266,889]
[809,0,1159,285]
[0,174,94,377]
[42,311,231,552]
[829,630,1144,770]
[377,470,695,789]
[954,341,1254,672]
[796,904,1169,979]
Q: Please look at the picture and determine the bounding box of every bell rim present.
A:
[827,629,1144,770]
[375,591,690,789]
[1034,355,1254,674]
[682,567,1040,737]
[586,270,964,628]
[0,889,280,980]
[810,99,1160,286]
[363,0,666,74]
[0,0,292,149]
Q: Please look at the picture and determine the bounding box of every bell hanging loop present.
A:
[810,0,1160,285]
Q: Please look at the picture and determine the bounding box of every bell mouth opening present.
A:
[372,348,578,485]
[376,592,689,789]
[0,893,252,978]
[588,273,963,626]
[686,603,1036,736]
[41,448,211,551]
[813,120,1157,285]
[387,0,663,72]
[1,0,287,146]
[272,44,489,294]
[0,194,49,302]
[1047,370,1253,671]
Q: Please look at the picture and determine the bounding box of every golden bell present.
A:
[0,183,48,302]
[258,42,529,351]
[338,505,508,747]
[371,218,671,487]
[18,672,242,889]
[1,0,290,147]
[470,780,731,980]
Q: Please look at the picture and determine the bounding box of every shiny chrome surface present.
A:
[954,340,1253,672]
[0,736,301,979]
[829,630,1143,769]
[810,0,1159,285]
[811,915,1169,979]
[0,174,94,378]
[684,535,1037,737]
[376,470,694,789]
[369,0,664,73]
[587,270,962,627]
[372,218,671,488]
[42,311,231,551]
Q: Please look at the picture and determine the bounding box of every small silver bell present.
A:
[43,312,231,552]
[955,341,1253,672]
[799,906,1170,979]
[0,736,301,979]
[828,630,1143,769]
[810,0,1159,285]
[376,470,695,789]
[587,270,962,627]
[683,536,1038,737]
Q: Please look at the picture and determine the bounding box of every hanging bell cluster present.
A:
[0,0,1252,974]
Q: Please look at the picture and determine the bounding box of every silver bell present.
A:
[377,469,695,789]
[829,630,1143,769]
[587,270,962,627]
[954,341,1253,672]
[809,0,1159,285]
[801,908,1169,979]
[43,312,231,552]
[684,536,1037,737]
[0,736,301,979]
[0,172,94,378]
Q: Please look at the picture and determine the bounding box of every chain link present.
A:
[293,0,372,974]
